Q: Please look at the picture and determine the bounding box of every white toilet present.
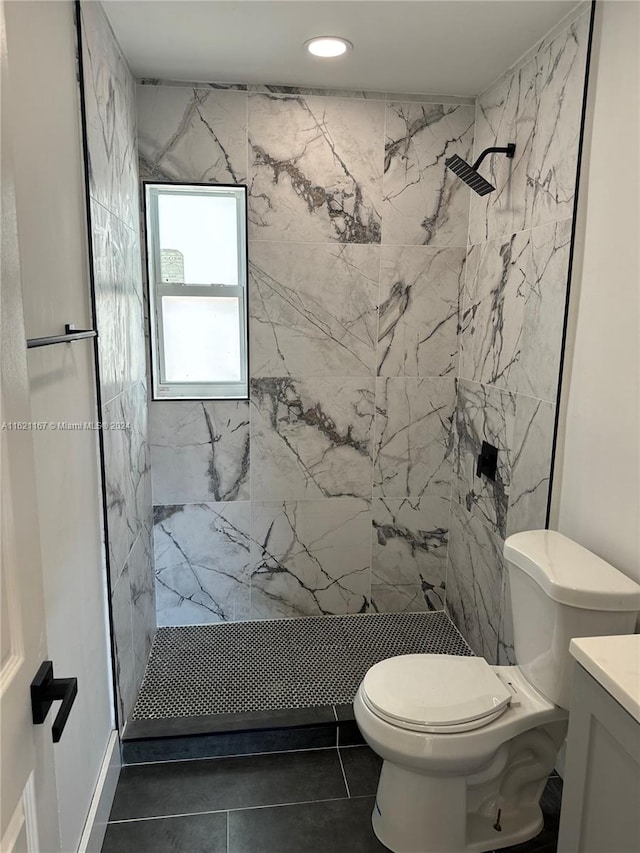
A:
[354,530,640,853]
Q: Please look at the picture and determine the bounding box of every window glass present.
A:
[162,296,241,383]
[145,183,248,400]
[157,193,239,285]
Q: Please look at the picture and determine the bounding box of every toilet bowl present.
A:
[354,658,567,853]
[354,531,640,853]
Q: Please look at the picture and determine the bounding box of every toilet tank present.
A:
[504,531,640,710]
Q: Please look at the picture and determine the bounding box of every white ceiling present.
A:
[103,0,582,98]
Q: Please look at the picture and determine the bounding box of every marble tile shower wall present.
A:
[80,3,154,726]
[137,82,475,625]
[446,10,590,664]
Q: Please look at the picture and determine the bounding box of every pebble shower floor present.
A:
[131,611,472,720]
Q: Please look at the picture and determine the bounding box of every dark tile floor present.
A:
[101,746,563,853]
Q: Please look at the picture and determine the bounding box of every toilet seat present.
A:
[361,654,512,733]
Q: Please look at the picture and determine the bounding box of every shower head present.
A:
[445,143,515,196]
[446,155,495,196]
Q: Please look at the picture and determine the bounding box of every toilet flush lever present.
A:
[505,681,522,707]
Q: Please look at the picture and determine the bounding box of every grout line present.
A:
[226,809,230,851]
[123,744,340,767]
[466,215,575,251]
[455,375,561,406]
[244,216,576,251]
[138,78,474,105]
[336,748,351,799]
[247,238,470,249]
[124,740,375,768]
[108,793,365,825]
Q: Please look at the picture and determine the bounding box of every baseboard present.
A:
[77,731,121,853]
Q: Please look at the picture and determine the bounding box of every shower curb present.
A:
[121,704,362,764]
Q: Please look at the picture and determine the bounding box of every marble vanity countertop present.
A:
[570,634,640,723]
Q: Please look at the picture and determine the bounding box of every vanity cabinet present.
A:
[558,640,640,853]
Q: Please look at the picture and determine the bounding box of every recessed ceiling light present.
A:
[305,37,352,58]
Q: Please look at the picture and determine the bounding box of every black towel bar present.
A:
[27,323,97,349]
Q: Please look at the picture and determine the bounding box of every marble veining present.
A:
[383,102,475,247]
[373,377,455,499]
[128,531,156,688]
[453,379,515,538]
[452,380,555,565]
[378,246,464,377]
[448,15,588,668]
[469,11,589,244]
[138,10,588,640]
[371,496,449,613]
[250,498,371,619]
[530,13,590,227]
[137,85,248,184]
[519,218,572,402]
[81,2,139,231]
[154,502,251,626]
[150,400,250,504]
[507,395,555,537]
[250,83,386,100]
[82,1,154,729]
[139,79,248,91]
[248,93,384,243]
[251,377,375,500]
[92,204,146,406]
[249,242,378,377]
[469,58,537,245]
[111,563,136,723]
[459,232,529,392]
[460,220,572,401]
[498,571,517,666]
[446,501,504,663]
[102,381,152,588]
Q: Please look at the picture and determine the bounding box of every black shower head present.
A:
[445,154,495,196]
[445,143,516,196]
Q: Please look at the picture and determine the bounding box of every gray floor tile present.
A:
[334,703,355,721]
[102,812,227,853]
[228,796,387,853]
[337,720,366,747]
[109,749,347,821]
[339,746,383,797]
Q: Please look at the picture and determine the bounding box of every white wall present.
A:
[552,1,640,583]
[5,2,115,850]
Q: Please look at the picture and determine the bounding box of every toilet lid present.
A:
[361,654,512,730]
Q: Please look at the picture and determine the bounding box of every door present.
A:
[5,2,117,849]
[0,1,61,849]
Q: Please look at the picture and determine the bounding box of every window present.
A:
[145,183,248,399]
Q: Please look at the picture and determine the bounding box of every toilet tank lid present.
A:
[504,531,640,611]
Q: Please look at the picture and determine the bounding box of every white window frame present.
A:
[145,182,249,400]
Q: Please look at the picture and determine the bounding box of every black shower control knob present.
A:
[476,441,498,481]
